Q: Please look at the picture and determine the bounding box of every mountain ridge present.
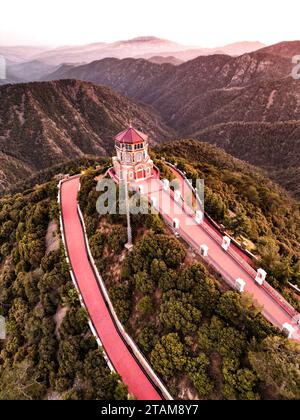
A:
[0,79,173,192]
[0,37,266,66]
[40,43,300,191]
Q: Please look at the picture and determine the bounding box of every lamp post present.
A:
[122,167,133,250]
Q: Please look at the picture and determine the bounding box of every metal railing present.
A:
[261,281,298,319]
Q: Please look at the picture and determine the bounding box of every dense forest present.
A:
[78,155,300,400]
[0,162,128,400]
[0,141,299,400]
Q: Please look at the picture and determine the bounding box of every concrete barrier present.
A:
[195,210,204,224]
[200,244,208,257]
[255,268,267,286]
[222,236,231,251]
[173,218,180,229]
[236,278,246,293]
[282,323,295,339]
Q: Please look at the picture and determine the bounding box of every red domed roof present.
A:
[114,126,148,144]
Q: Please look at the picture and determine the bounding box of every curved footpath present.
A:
[59,176,165,400]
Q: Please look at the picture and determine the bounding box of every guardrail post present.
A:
[173,218,180,229]
[222,235,231,251]
[293,314,300,325]
[282,323,295,338]
[235,278,246,293]
[150,196,157,209]
[255,268,267,286]
[163,179,170,191]
[200,244,208,257]
[174,190,181,202]
[195,209,204,224]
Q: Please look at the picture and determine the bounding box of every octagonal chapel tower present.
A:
[112,126,154,182]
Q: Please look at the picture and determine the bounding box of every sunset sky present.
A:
[1,0,299,47]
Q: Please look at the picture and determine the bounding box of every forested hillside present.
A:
[1,143,299,400]
[78,161,300,400]
[44,44,299,138]
[0,79,172,193]
[0,161,128,400]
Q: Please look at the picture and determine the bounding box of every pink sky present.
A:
[1,0,300,47]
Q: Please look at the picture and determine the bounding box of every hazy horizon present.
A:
[0,36,268,50]
[1,0,299,48]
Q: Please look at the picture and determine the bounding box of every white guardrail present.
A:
[165,161,259,262]
[161,163,300,325]
[58,177,173,401]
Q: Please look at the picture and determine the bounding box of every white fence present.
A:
[160,164,300,328]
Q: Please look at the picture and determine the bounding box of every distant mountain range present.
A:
[0,45,49,62]
[43,42,299,133]
[41,41,300,196]
[0,79,172,192]
[44,42,298,130]
[1,39,300,197]
[0,37,265,83]
[147,56,183,65]
[1,37,265,65]
[3,60,58,84]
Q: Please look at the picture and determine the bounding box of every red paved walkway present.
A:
[60,176,161,400]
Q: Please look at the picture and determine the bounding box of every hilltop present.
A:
[1,146,299,400]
